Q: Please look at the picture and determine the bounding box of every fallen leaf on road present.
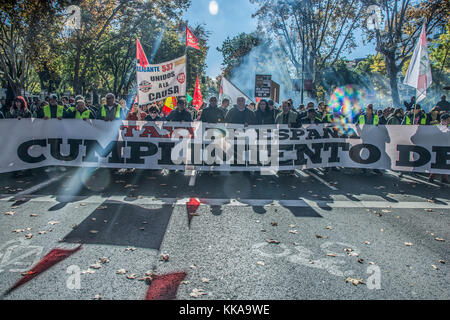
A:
[99,257,110,264]
[181,281,190,285]
[82,269,96,274]
[126,274,137,280]
[160,254,170,261]
[327,253,336,257]
[325,226,333,230]
[266,239,280,244]
[48,221,60,225]
[25,233,32,239]
[90,263,102,269]
[125,247,136,251]
[404,242,413,246]
[358,258,364,264]
[97,206,107,210]
[72,224,78,229]
[364,241,371,245]
[257,261,265,266]
[289,230,297,234]
[93,294,102,300]
[270,222,278,226]
[38,231,47,235]
[12,229,24,233]
[89,230,99,234]
[4,211,15,216]
[439,260,445,264]
[260,229,266,232]
[201,278,210,283]
[30,214,38,217]
[189,288,207,298]
[289,224,296,228]
[345,277,364,286]
[315,235,328,239]
[190,265,197,269]
[381,210,391,213]
[434,238,445,242]
[432,265,438,270]
[80,203,87,206]
[425,209,433,212]
[116,269,127,275]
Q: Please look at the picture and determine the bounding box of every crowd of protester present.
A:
[1,92,448,182]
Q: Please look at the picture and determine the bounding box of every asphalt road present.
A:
[0,166,448,300]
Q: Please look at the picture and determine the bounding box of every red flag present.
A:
[136,37,148,67]
[193,75,203,110]
[186,27,200,50]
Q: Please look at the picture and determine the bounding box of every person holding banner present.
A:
[201,96,225,123]
[255,99,275,125]
[126,103,147,121]
[387,108,405,125]
[403,104,427,125]
[98,93,125,121]
[224,97,256,125]
[73,100,95,120]
[38,94,64,120]
[166,98,192,122]
[358,104,379,125]
[275,101,298,127]
[219,98,230,114]
[426,106,441,125]
[145,105,164,121]
[7,96,32,120]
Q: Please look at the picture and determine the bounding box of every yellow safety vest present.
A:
[100,105,121,119]
[359,114,379,125]
[43,105,64,118]
[405,114,427,125]
[75,109,91,119]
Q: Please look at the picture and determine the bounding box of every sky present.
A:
[183,0,376,78]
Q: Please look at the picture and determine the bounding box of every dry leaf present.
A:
[381,210,391,213]
[358,258,364,264]
[327,253,336,257]
[116,269,127,275]
[325,226,333,230]
[82,269,96,274]
[181,281,190,285]
[404,242,413,246]
[289,224,296,228]
[30,214,38,217]
[315,235,328,239]
[345,277,364,286]
[38,231,47,235]
[364,241,371,245]
[201,278,210,283]
[25,233,32,239]
[190,265,197,269]
[431,265,438,270]
[125,247,136,251]
[93,294,102,300]
[48,221,60,225]
[266,239,280,244]
[99,257,110,264]
[189,288,207,298]
[160,254,170,261]
[90,263,102,269]
[270,222,278,226]
[439,260,445,264]
[126,274,137,280]
[12,229,24,233]
[434,238,445,242]
[4,211,15,216]
[257,261,265,266]
[89,230,99,234]
[289,230,297,234]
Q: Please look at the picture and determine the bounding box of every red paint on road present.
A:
[145,272,187,300]
[3,246,82,296]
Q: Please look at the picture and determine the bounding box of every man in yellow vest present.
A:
[403,104,427,125]
[41,94,64,120]
[74,99,94,120]
[358,104,379,125]
[98,93,124,121]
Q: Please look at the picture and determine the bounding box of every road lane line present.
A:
[10,173,68,199]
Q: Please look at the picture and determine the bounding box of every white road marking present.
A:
[294,169,310,178]
[11,173,68,199]
[0,195,448,209]
[386,170,441,188]
[306,169,339,191]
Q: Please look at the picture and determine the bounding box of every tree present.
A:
[217,32,261,78]
[0,1,67,98]
[250,0,367,99]
[365,0,449,106]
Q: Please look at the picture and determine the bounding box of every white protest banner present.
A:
[136,55,186,105]
[0,119,448,174]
